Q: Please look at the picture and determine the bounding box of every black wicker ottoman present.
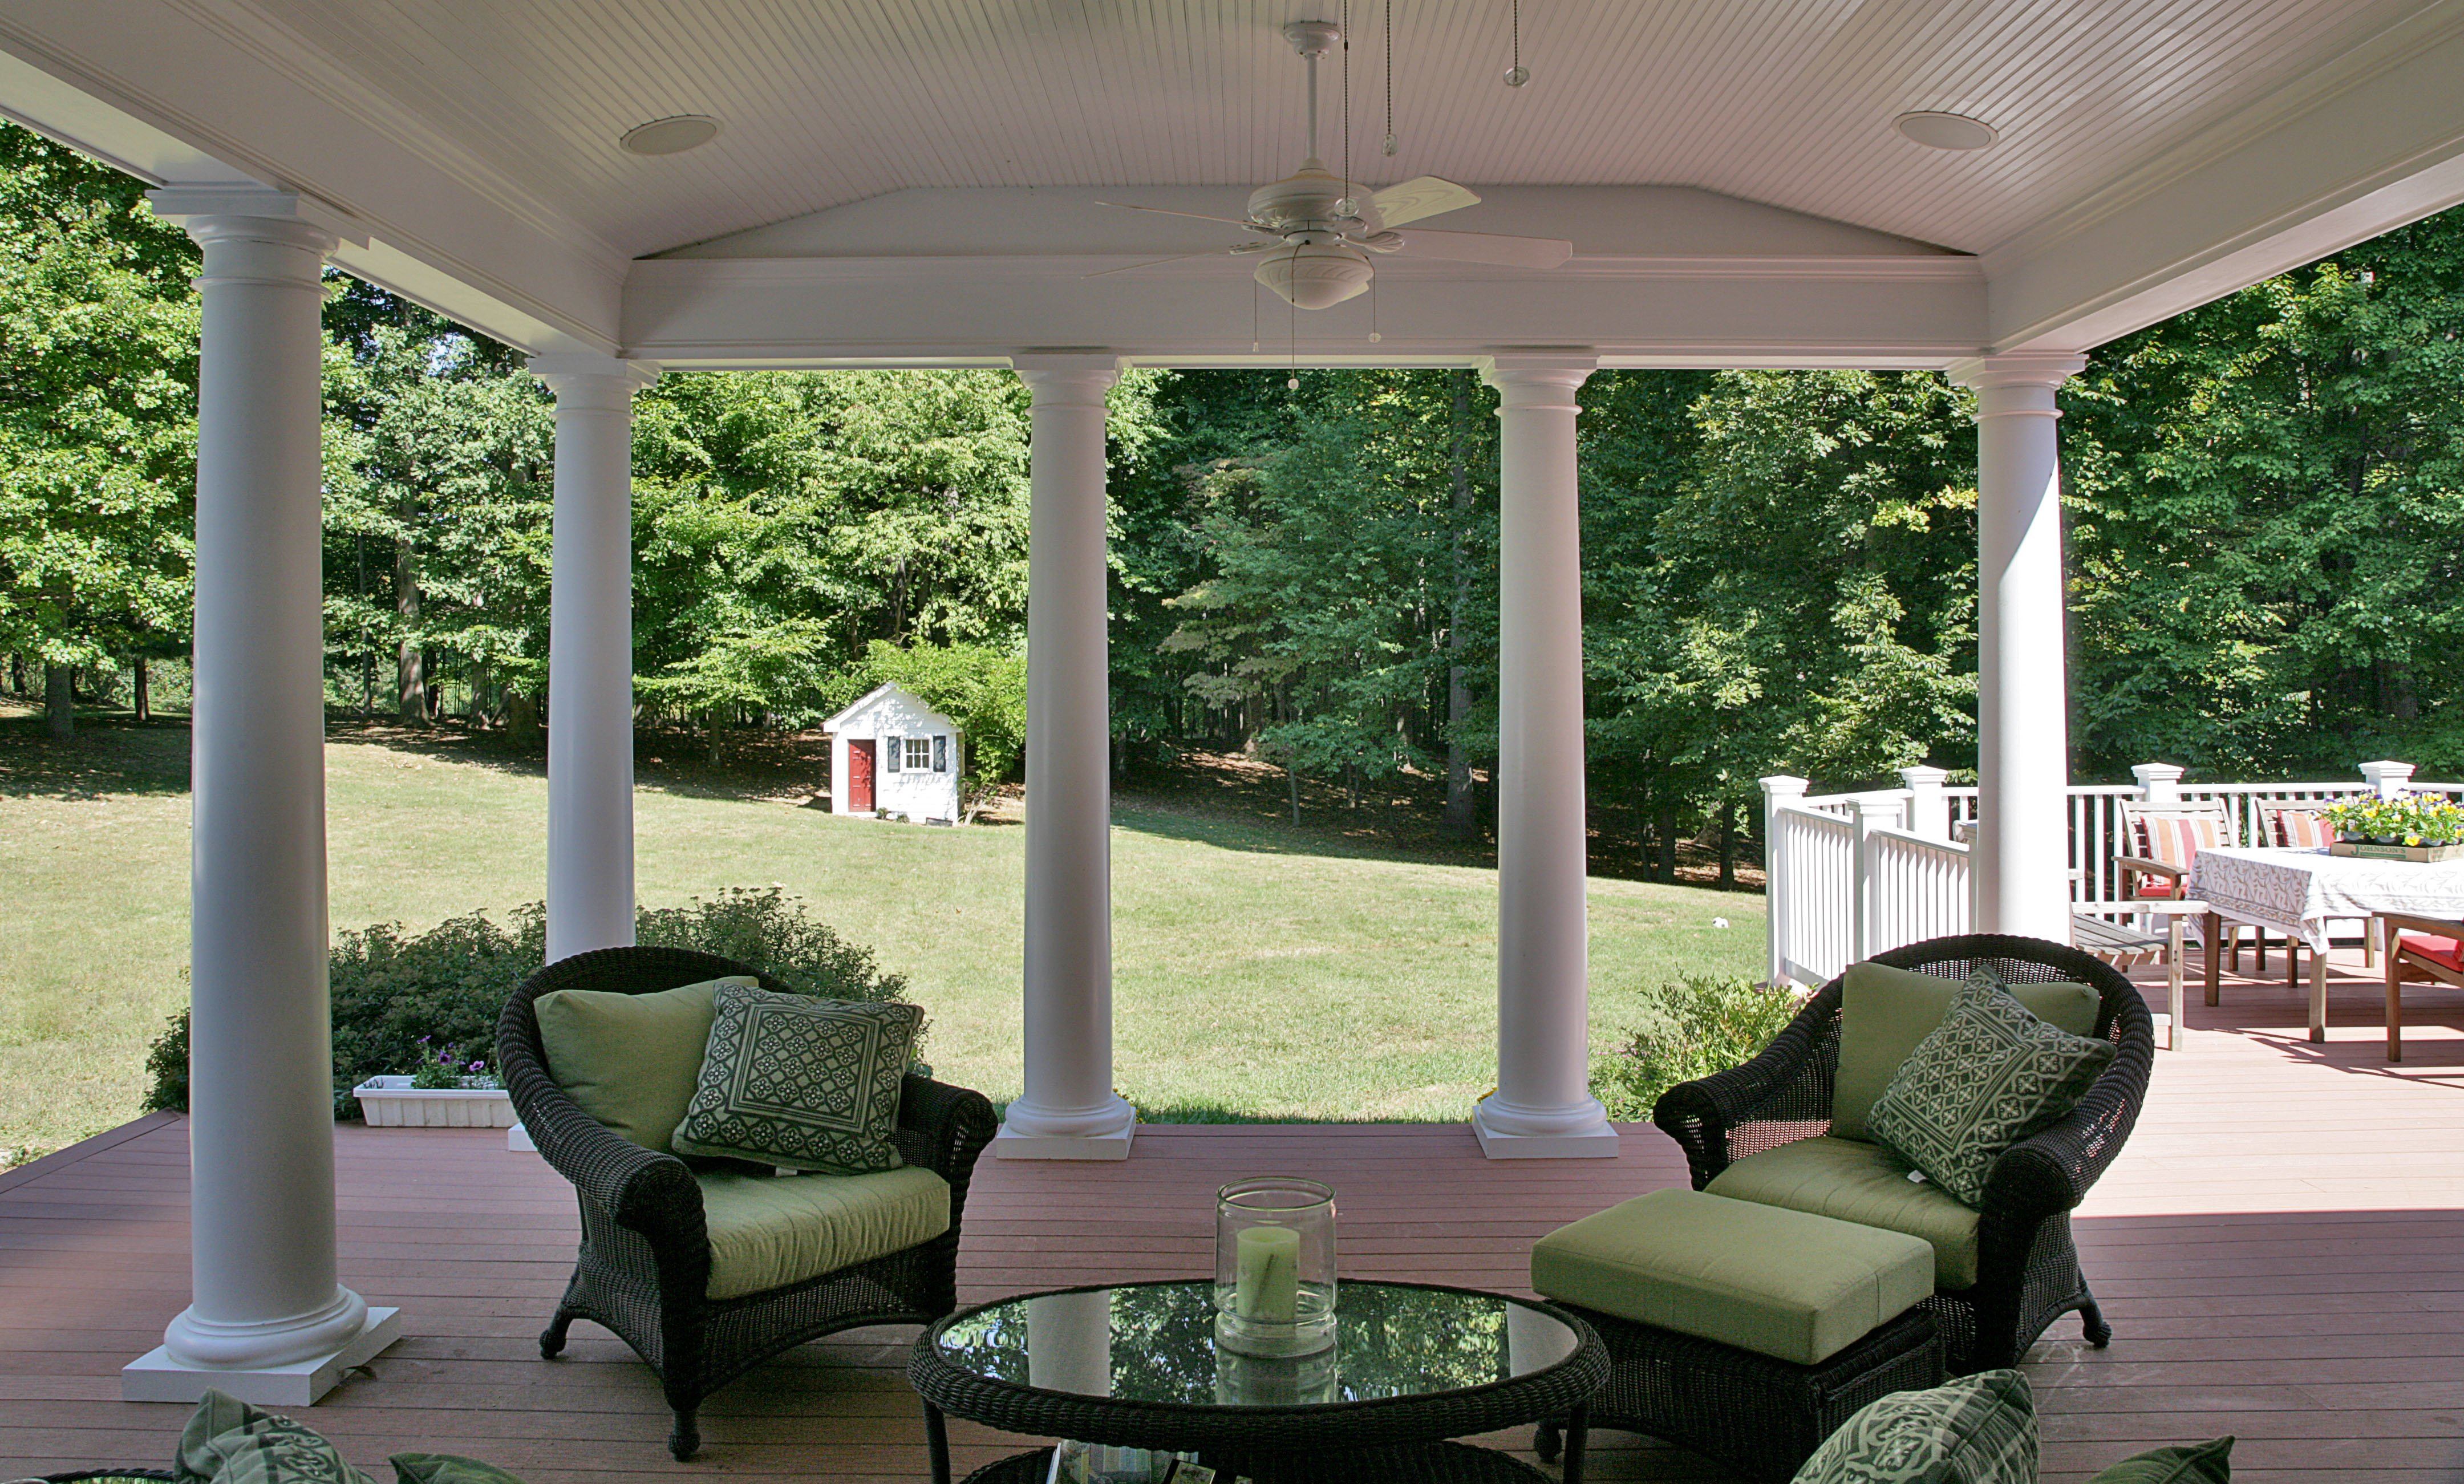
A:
[1537,1301,1940,1483]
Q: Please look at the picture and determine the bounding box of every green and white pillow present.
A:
[1867,971,2116,1207]
[2083,1438,2232,1484]
[670,984,923,1174]
[1790,1368,2038,1484]
[174,1390,376,1484]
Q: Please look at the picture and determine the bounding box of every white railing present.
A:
[1762,759,2449,987]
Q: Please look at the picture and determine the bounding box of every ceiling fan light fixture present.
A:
[621,115,722,156]
[1254,242,1373,310]
[1894,111,1997,151]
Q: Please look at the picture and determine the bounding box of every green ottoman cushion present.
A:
[1708,1136,1981,1289]
[1530,1187,1935,1365]
[698,1165,951,1299]
[1833,960,2101,1141]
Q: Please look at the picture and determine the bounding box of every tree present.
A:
[0,124,199,737]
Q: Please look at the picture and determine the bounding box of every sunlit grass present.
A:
[0,715,1764,1153]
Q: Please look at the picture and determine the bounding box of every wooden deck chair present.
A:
[2264,805,2376,967]
[2376,912,2464,1061]
[2114,799,2252,979]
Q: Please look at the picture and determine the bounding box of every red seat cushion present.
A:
[2400,934,2464,974]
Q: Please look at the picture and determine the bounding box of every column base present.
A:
[992,1096,1137,1160]
[124,1307,401,1406]
[508,1121,537,1153]
[1470,1102,1621,1159]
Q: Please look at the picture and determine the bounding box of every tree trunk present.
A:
[1719,802,1736,889]
[707,709,726,765]
[1442,370,1479,840]
[1655,798,1680,882]
[394,541,426,723]
[133,657,151,724]
[505,688,541,748]
[45,662,73,739]
[7,654,23,696]
[1287,763,1302,825]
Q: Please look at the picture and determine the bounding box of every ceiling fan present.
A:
[1094,19,1573,310]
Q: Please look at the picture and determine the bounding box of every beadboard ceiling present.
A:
[226,0,2437,261]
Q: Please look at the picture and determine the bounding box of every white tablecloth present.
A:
[2188,846,2464,951]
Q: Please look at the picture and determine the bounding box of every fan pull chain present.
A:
[1288,294,1299,391]
[1338,0,1353,217]
[1505,0,1528,88]
[1369,271,1381,344]
[1251,277,1261,354]
[1383,0,1396,155]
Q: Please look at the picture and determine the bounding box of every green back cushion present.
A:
[534,976,756,1151]
[2084,1438,2233,1484]
[176,1389,376,1484]
[1790,1369,2038,1484]
[670,984,923,1174]
[1833,960,2101,1140]
[1867,972,2118,1207]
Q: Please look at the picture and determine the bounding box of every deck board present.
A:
[4,948,2463,1481]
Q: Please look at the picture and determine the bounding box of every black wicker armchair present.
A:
[1652,933,2155,1372]
[499,945,998,1460]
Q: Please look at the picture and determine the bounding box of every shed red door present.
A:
[847,740,876,813]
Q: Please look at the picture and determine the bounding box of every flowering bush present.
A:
[408,1038,500,1090]
[2319,794,2464,846]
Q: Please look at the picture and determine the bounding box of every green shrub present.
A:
[1592,975,1806,1122]
[143,887,913,1116]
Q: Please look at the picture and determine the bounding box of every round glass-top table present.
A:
[907,1280,1606,1483]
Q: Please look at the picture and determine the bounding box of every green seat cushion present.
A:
[1708,1135,1980,1290]
[390,1456,528,1484]
[533,976,756,1151]
[699,1165,951,1299]
[1833,960,2101,1141]
[1790,1368,2037,1484]
[1530,1187,1934,1365]
[1869,973,2118,1207]
[2085,1438,2234,1484]
[671,986,924,1174]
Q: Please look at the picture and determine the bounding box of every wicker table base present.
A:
[963,1441,1551,1483]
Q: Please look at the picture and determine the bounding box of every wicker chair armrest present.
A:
[1653,990,1834,1183]
[1980,1021,2155,1219]
[513,1073,705,1238]
[896,1073,999,1185]
[2111,855,2185,879]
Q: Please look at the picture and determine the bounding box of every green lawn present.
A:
[0,715,1765,1155]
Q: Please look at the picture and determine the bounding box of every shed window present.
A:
[882,735,901,772]
[905,736,933,771]
[933,735,949,773]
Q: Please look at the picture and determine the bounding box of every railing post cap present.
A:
[1760,775,1810,796]
[2359,759,2416,777]
[1898,765,1950,788]
[2130,762,2187,783]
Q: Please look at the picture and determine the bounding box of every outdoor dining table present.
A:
[2189,845,2464,1042]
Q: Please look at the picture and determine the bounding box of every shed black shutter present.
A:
[884,735,901,772]
[934,735,949,772]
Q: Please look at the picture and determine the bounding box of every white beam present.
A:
[1985,5,2464,352]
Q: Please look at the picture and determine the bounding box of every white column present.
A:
[125,190,398,1405]
[995,355,1136,1160]
[529,355,659,963]
[2360,759,2416,799]
[1949,353,2087,943]
[1473,355,1616,1158]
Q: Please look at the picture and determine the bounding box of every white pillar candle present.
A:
[1235,1225,1300,1325]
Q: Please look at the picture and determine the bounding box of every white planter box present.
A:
[352,1075,516,1128]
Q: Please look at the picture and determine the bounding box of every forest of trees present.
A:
[7,120,2464,869]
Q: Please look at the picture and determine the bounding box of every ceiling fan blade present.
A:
[1370,176,1481,228]
[1081,250,1247,279]
[1385,228,1571,269]
[1096,201,1269,230]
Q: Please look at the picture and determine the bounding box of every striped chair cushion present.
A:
[2131,812,2227,898]
[2266,807,2333,848]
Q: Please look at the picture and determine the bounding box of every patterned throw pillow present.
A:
[2082,1437,2233,1484]
[173,1389,376,1484]
[1867,971,2116,1207]
[670,984,923,1174]
[1789,1368,2038,1484]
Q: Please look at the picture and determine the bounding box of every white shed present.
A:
[824,682,964,824]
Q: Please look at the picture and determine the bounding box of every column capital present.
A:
[1478,352,1597,409]
[145,186,363,254]
[1012,352,1125,406]
[1947,352,2088,419]
[528,352,661,400]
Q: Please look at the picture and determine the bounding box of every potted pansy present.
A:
[2322,794,2464,862]
[352,1037,516,1128]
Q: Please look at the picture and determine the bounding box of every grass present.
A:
[0,708,1765,1155]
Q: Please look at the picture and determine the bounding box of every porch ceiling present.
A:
[5,2,2464,362]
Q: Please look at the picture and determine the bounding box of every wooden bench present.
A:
[2073,903,2203,1052]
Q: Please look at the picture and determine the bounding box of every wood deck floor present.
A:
[4,949,2461,1482]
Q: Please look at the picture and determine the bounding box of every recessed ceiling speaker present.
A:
[621,115,722,156]
[1894,111,1998,151]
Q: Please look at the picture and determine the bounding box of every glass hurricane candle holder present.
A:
[1214,1177,1336,1357]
